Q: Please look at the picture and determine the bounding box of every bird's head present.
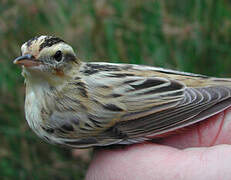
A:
[14,35,79,83]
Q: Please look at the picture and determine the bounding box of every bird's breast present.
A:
[25,86,49,139]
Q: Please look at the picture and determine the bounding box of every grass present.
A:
[1,0,231,179]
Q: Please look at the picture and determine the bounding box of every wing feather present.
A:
[60,62,231,147]
[110,86,231,142]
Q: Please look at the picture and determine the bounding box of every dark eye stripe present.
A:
[65,53,76,62]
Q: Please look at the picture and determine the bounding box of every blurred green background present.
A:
[1,0,231,179]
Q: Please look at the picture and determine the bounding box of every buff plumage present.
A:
[13,35,231,148]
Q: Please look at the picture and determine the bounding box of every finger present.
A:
[86,107,231,179]
[158,107,231,148]
[86,143,231,180]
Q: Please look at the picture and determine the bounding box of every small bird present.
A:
[13,35,231,148]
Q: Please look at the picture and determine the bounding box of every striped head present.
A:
[14,35,79,78]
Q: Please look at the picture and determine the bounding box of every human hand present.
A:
[86,107,231,180]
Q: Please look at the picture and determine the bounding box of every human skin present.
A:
[86,107,231,180]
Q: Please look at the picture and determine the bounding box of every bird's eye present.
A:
[53,50,62,62]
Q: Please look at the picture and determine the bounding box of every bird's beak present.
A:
[13,54,42,67]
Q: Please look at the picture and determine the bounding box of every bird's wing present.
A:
[53,63,231,147]
[77,63,231,146]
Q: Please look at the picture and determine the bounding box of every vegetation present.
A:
[1,0,231,179]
